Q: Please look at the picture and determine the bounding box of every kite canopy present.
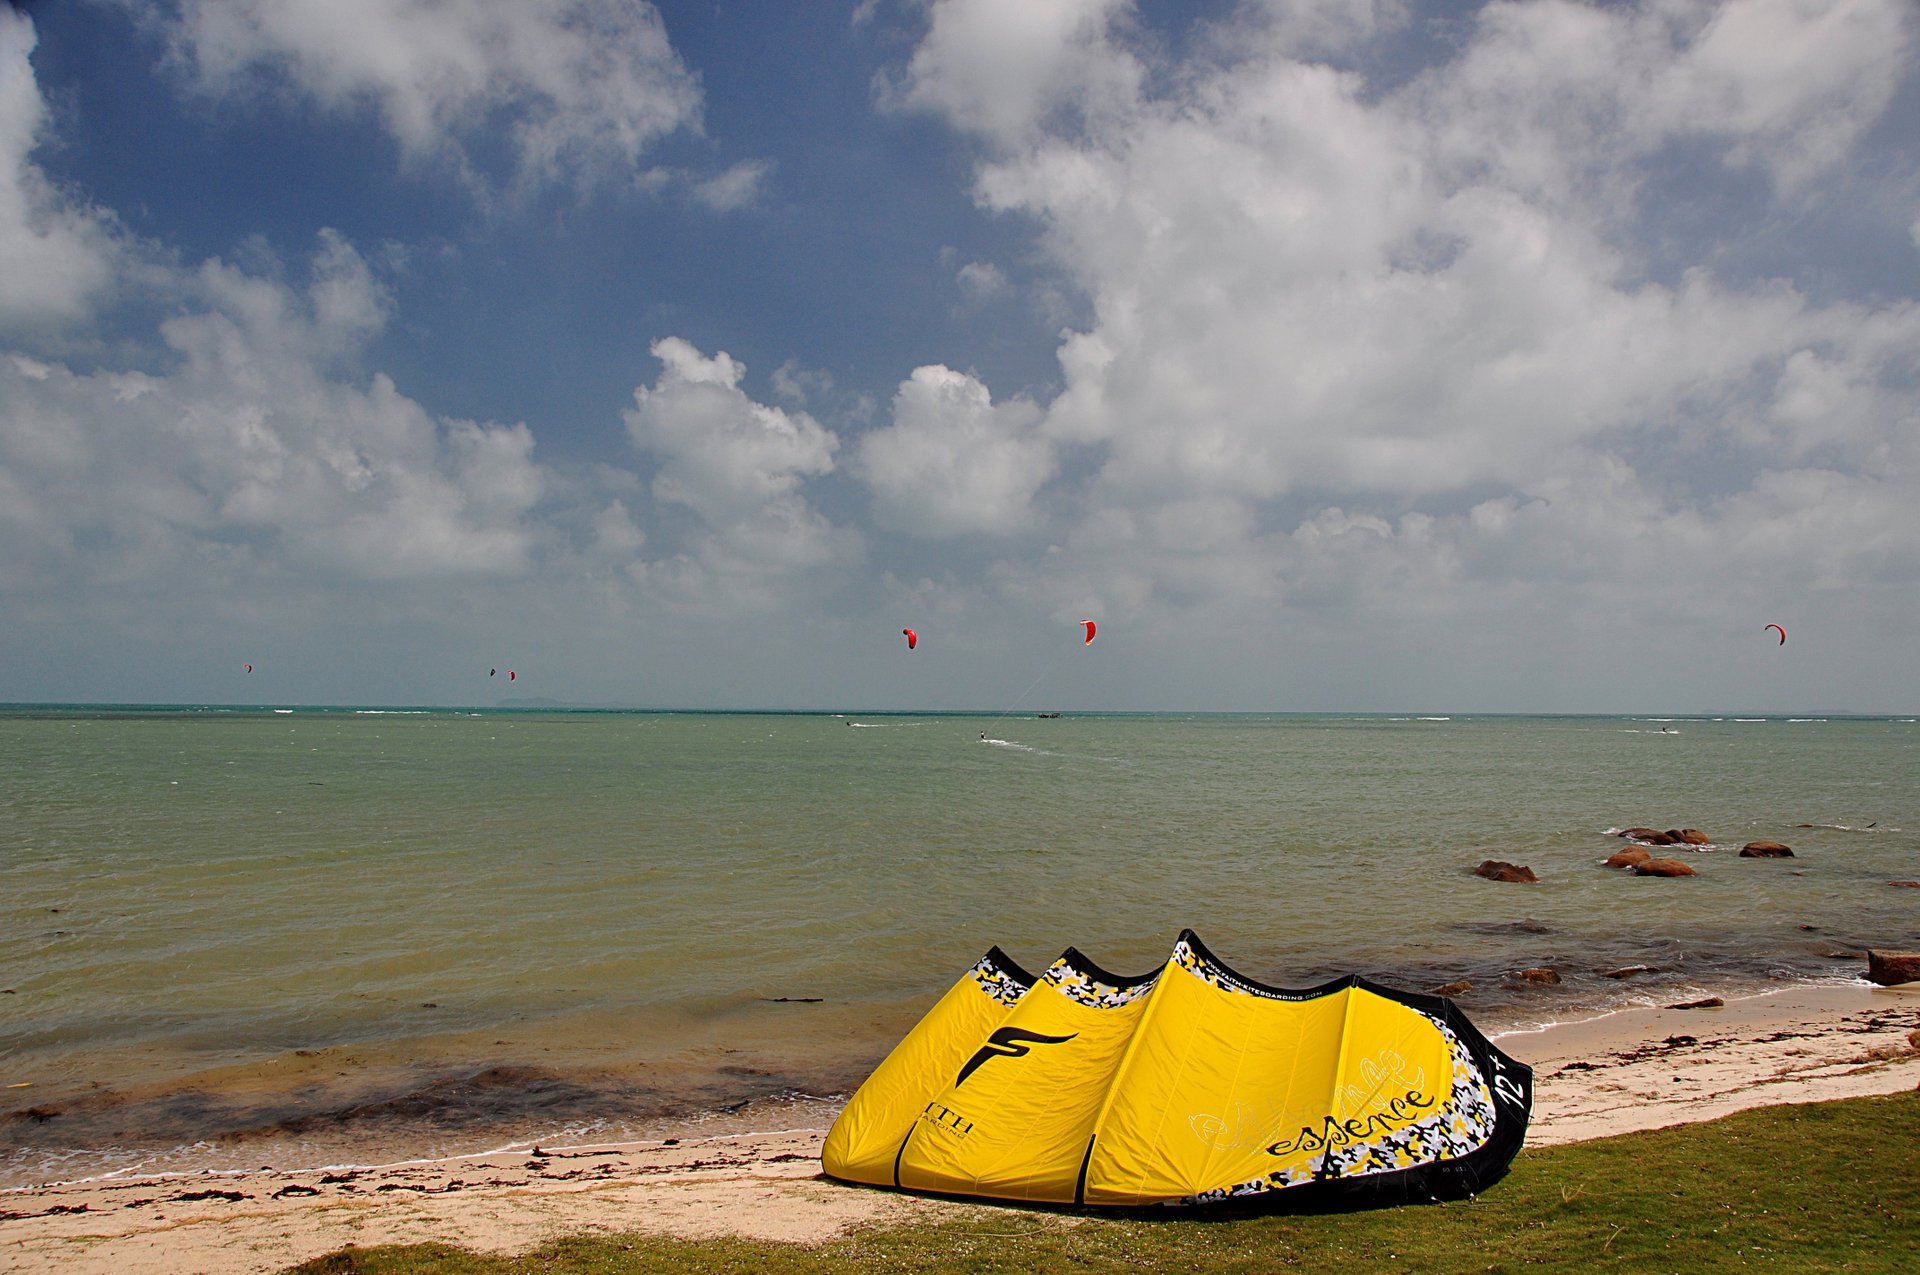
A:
[823,931,1531,1209]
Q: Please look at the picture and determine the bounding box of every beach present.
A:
[5,981,1917,1274]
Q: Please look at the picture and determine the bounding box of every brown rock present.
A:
[1604,847,1653,869]
[1890,881,1920,889]
[1474,859,1538,883]
[1740,840,1794,857]
[1867,950,1920,987]
[1429,980,1473,997]
[1908,1029,1920,1052]
[1668,828,1711,846]
[1634,857,1697,877]
[1515,967,1561,985]
[1601,965,1659,979]
[1619,827,1665,840]
[1636,830,1679,845]
[1668,996,1724,1010]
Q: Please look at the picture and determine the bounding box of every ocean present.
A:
[3,707,1916,1187]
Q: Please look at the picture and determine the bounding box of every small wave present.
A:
[1485,971,1867,1041]
[1417,716,1450,722]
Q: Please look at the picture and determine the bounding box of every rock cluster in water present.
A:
[1617,826,1711,846]
[1445,821,1898,998]
[1473,859,1538,883]
[1605,826,1800,874]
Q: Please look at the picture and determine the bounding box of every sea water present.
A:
[3,707,1916,1185]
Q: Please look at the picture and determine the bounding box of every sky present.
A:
[2,0,1917,713]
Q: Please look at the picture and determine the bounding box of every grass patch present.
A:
[288,1090,1920,1273]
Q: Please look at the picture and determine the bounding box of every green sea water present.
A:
[3,707,1917,1185]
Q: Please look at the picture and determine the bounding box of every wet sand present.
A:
[4,982,1917,1275]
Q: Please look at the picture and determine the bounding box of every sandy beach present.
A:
[4,981,1916,1274]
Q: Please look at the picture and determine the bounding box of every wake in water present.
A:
[1794,821,1892,833]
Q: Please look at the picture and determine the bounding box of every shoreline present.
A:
[1,967,1876,1192]
[5,982,1916,1274]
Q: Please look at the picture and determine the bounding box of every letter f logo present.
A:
[956,1027,1078,1086]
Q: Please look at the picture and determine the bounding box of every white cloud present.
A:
[625,337,837,523]
[1428,0,1916,199]
[0,232,547,592]
[770,358,834,406]
[901,0,1917,515]
[876,0,1920,706]
[954,259,1010,304]
[882,0,1142,148]
[150,0,703,196]
[623,338,856,613]
[858,364,1053,537]
[590,497,645,557]
[0,10,120,333]
[1650,0,1913,188]
[690,159,771,212]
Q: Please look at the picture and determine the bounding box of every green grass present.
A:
[288,1089,1920,1274]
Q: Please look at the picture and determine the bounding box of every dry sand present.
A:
[5,982,1917,1275]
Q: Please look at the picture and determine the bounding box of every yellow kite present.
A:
[823,930,1531,1207]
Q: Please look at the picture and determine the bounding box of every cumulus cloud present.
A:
[0,10,120,333]
[1648,0,1913,188]
[623,338,855,612]
[0,231,547,596]
[1425,0,1915,200]
[145,0,703,196]
[880,0,1143,147]
[857,364,1052,536]
[891,0,1920,647]
[626,337,837,522]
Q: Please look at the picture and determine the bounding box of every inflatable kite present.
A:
[823,931,1530,1208]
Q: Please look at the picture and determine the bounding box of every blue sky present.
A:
[3,0,1918,712]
